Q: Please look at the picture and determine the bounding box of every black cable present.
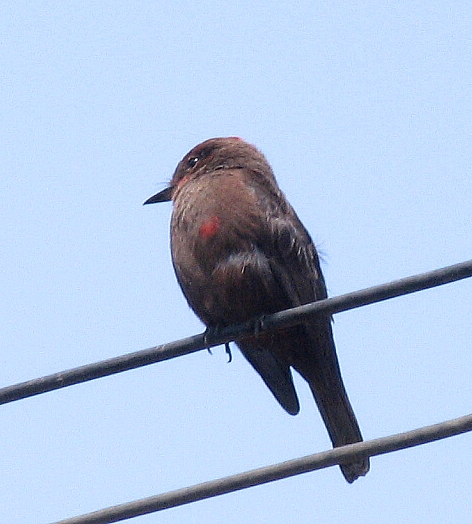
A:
[1,258,471,406]
[53,413,472,524]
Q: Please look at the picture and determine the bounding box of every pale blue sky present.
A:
[1,2,472,523]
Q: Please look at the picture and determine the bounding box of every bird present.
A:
[144,137,369,482]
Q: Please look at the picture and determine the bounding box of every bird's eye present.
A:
[187,157,199,168]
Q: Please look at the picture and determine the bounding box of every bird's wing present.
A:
[237,338,300,415]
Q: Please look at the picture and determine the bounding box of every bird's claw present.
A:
[225,342,232,363]
[203,326,218,354]
[204,327,232,361]
[254,315,268,337]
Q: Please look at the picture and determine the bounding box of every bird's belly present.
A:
[182,249,289,327]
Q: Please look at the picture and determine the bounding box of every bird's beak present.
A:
[143,186,173,205]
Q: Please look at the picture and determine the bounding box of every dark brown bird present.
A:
[145,137,369,482]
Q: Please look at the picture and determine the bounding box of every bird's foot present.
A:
[225,342,232,363]
[203,326,218,354]
[254,315,268,337]
[203,327,232,361]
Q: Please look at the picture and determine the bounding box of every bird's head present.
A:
[143,137,274,205]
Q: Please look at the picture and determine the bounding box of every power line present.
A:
[1,257,470,522]
[54,413,472,524]
[1,258,472,406]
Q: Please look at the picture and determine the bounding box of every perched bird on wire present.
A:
[145,137,369,482]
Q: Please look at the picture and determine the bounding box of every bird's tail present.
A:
[307,377,369,482]
[298,322,370,483]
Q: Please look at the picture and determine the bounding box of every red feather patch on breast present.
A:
[199,216,220,239]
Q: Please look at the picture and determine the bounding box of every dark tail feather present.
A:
[238,323,369,482]
[307,378,369,482]
[299,323,370,483]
